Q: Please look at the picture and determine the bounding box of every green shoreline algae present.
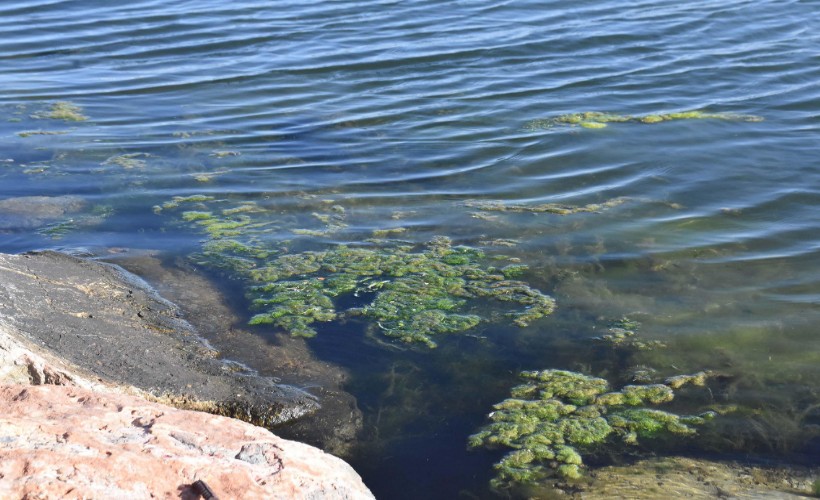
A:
[524,110,763,131]
[162,197,556,348]
[30,101,88,122]
[465,197,630,215]
[469,368,717,489]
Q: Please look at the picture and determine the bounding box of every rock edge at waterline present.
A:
[0,250,375,498]
[0,250,318,425]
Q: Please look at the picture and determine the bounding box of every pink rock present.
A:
[0,384,375,499]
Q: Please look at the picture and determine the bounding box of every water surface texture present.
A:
[1,0,819,498]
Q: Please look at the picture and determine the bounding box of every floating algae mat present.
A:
[163,198,555,348]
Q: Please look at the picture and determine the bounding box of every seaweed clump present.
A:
[163,198,556,348]
[465,197,629,216]
[468,369,716,488]
[594,317,666,351]
[524,110,763,131]
[246,236,555,347]
[31,101,88,122]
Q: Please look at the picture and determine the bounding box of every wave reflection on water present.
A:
[1,0,819,498]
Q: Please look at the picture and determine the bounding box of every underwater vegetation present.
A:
[30,101,88,122]
[35,204,115,240]
[164,199,556,348]
[465,197,630,216]
[245,237,555,347]
[594,317,667,351]
[102,153,151,170]
[469,368,716,489]
[524,110,763,131]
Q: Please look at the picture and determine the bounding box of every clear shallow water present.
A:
[1,0,819,498]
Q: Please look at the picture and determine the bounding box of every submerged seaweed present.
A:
[465,197,630,215]
[246,237,555,347]
[524,110,763,131]
[165,199,556,348]
[594,317,667,351]
[469,369,716,488]
[30,101,88,122]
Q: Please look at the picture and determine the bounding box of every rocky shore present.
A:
[0,250,374,499]
[1,247,817,499]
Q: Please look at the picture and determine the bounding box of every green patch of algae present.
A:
[465,197,630,215]
[524,110,763,131]
[245,236,555,347]
[594,317,667,351]
[163,198,556,348]
[469,369,716,488]
[31,101,88,122]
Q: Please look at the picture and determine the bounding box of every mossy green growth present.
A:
[465,197,629,215]
[31,101,88,122]
[469,369,716,489]
[102,153,150,169]
[245,237,554,347]
[164,197,555,347]
[525,110,763,131]
[594,317,666,351]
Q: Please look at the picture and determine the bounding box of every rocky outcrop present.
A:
[0,249,375,498]
[111,252,363,455]
[0,250,319,426]
[0,383,375,499]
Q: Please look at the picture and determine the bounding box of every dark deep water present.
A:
[1,1,819,498]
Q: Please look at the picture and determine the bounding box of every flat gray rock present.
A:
[0,251,319,425]
[0,195,86,230]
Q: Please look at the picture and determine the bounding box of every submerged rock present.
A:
[578,456,818,499]
[0,195,86,230]
[0,251,319,426]
[0,383,374,499]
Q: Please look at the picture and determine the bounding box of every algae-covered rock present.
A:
[469,369,717,489]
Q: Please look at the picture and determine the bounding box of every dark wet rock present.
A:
[0,250,319,426]
[108,251,363,456]
[0,195,86,230]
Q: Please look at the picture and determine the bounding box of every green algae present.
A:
[159,194,216,210]
[594,317,666,351]
[524,110,763,131]
[163,197,556,347]
[469,369,717,489]
[293,204,348,236]
[243,237,555,347]
[102,153,151,169]
[209,150,241,158]
[31,101,88,122]
[35,204,114,240]
[17,129,72,138]
[465,197,629,215]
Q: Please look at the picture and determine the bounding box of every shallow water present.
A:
[1,0,819,498]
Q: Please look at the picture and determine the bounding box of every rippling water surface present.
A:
[2,0,819,498]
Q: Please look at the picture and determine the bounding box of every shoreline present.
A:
[0,249,817,498]
[0,249,374,498]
